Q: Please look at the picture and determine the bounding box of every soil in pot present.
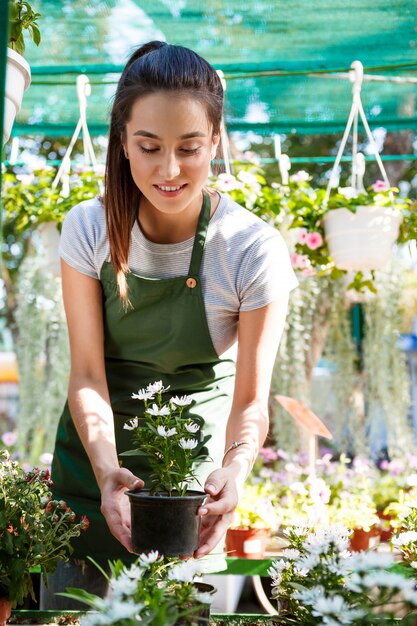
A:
[225,528,269,559]
[127,489,206,557]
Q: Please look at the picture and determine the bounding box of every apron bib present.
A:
[51,192,236,562]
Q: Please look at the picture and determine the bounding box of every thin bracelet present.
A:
[222,441,250,464]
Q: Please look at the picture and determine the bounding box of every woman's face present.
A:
[123,92,220,216]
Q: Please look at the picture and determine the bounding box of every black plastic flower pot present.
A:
[126,489,206,557]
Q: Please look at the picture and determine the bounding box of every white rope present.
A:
[309,72,417,85]
[216,70,232,175]
[52,74,97,191]
[324,60,392,206]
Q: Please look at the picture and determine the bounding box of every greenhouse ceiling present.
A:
[11,0,417,137]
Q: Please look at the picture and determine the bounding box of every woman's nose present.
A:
[158,153,181,180]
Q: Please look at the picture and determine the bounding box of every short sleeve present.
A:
[238,231,298,311]
[59,200,103,279]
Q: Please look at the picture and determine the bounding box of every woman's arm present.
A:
[61,260,143,551]
[195,294,289,557]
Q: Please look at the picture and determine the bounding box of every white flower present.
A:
[39,452,53,466]
[111,573,138,598]
[237,170,259,188]
[392,530,417,547]
[138,550,160,567]
[185,421,200,434]
[290,170,310,183]
[146,403,171,417]
[348,551,393,572]
[157,425,177,438]
[81,598,143,626]
[122,563,144,579]
[132,388,155,401]
[146,381,170,394]
[312,594,350,618]
[124,417,139,430]
[215,173,240,192]
[337,186,359,200]
[297,552,320,571]
[179,438,198,450]
[170,395,192,406]
[268,560,291,579]
[167,559,199,582]
[281,548,300,560]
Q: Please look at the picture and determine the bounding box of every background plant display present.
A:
[0,450,88,607]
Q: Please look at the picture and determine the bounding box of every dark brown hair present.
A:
[104,41,224,301]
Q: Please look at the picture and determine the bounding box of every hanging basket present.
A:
[323,205,402,271]
[4,48,31,144]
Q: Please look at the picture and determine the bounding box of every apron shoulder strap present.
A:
[188,190,211,278]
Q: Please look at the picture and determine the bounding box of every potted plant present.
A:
[269,524,417,625]
[226,482,280,560]
[61,552,216,626]
[6,0,41,143]
[322,180,407,272]
[123,381,210,557]
[0,450,88,624]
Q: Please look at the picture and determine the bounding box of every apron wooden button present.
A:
[186,277,197,288]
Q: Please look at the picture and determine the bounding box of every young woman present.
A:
[41,41,297,607]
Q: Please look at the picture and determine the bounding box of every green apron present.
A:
[51,192,236,562]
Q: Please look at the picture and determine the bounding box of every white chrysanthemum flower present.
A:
[349,551,393,572]
[132,388,154,401]
[167,559,199,582]
[111,574,138,598]
[157,425,177,438]
[312,594,350,618]
[122,563,144,579]
[362,571,411,589]
[185,422,199,434]
[268,560,291,579]
[147,381,170,394]
[281,548,300,560]
[124,417,139,430]
[293,585,325,605]
[297,552,320,571]
[81,598,142,626]
[179,438,198,450]
[402,586,417,604]
[146,403,171,417]
[392,530,417,547]
[138,550,160,567]
[170,395,192,406]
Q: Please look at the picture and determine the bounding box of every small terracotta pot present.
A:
[0,598,11,626]
[349,527,379,552]
[226,527,269,559]
[377,511,394,543]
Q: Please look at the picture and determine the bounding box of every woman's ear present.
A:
[211,132,221,159]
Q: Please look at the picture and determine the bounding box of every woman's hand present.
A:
[194,467,240,558]
[100,467,144,553]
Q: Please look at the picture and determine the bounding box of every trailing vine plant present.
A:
[15,247,69,466]
[362,264,414,459]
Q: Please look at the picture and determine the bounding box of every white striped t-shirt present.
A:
[59,192,298,357]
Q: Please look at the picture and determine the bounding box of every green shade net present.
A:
[11,0,417,137]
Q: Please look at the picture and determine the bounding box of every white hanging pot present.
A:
[4,48,31,144]
[323,205,402,271]
[38,222,61,277]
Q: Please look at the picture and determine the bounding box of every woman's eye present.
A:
[140,146,159,154]
[181,147,200,155]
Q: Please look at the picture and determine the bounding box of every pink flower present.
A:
[306,232,323,250]
[291,252,309,269]
[302,267,316,277]
[290,170,310,183]
[259,447,279,463]
[298,229,308,244]
[1,431,17,447]
[371,180,389,192]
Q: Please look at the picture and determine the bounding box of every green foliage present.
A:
[0,450,88,606]
[122,382,210,496]
[8,0,41,56]
[2,168,102,233]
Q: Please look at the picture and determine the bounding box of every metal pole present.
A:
[0,0,9,262]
